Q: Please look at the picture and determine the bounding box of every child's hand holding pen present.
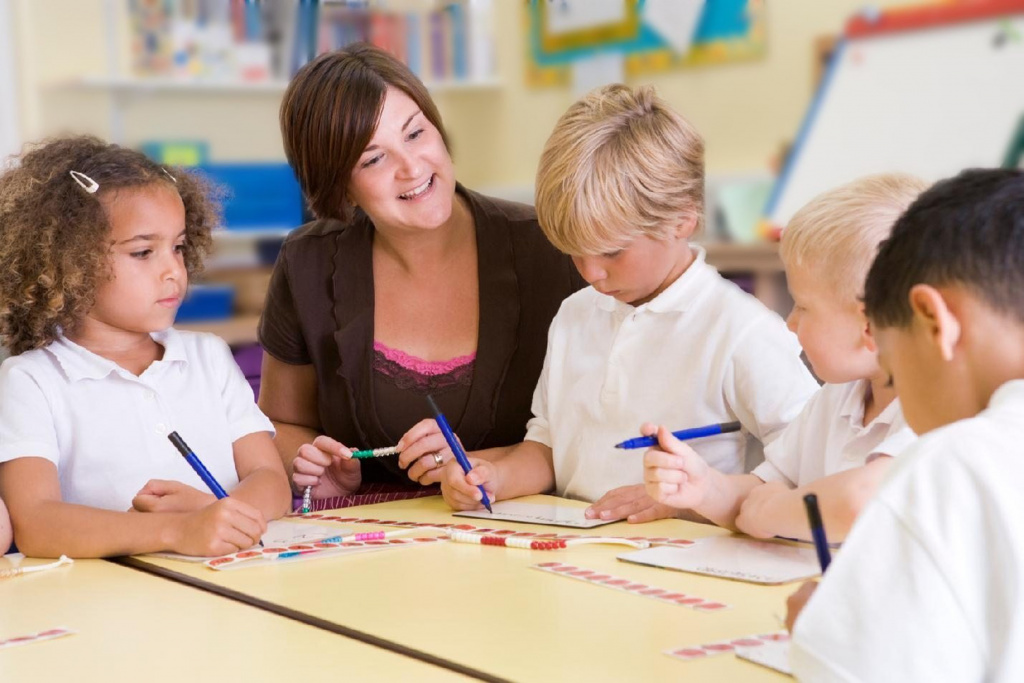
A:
[291,435,362,499]
[641,423,714,510]
[167,497,267,558]
[440,457,499,511]
[785,581,818,632]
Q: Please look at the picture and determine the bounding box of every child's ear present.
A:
[858,301,878,352]
[908,284,961,362]
[672,215,698,240]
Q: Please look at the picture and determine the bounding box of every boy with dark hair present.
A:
[787,168,1024,682]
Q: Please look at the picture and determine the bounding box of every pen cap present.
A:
[167,431,191,457]
[803,493,825,529]
[426,394,442,418]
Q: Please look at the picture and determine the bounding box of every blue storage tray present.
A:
[196,163,304,231]
[175,284,235,323]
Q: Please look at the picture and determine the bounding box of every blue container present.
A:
[197,163,304,231]
[175,284,235,323]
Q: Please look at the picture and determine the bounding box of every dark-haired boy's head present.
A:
[864,169,1024,329]
[864,168,1024,434]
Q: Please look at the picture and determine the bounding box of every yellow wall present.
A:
[12,0,909,192]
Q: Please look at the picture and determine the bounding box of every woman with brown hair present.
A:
[259,43,583,509]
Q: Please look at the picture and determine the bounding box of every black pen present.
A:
[803,493,831,572]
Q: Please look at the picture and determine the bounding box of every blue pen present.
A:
[426,395,492,513]
[615,420,743,450]
[168,432,229,498]
[802,493,832,573]
[167,431,264,547]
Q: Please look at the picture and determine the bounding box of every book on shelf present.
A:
[126,0,495,86]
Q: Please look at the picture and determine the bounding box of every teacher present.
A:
[258,44,584,509]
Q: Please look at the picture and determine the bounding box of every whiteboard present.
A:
[767,12,1024,228]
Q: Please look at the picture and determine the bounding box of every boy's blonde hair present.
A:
[781,173,930,303]
[535,84,704,256]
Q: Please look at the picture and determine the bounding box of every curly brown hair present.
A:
[0,135,219,355]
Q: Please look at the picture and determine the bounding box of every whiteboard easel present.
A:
[767,2,1024,228]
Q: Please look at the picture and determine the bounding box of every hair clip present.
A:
[162,168,177,183]
[69,170,99,194]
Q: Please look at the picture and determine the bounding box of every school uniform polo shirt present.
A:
[0,328,273,511]
[525,248,819,503]
[752,379,916,486]
[791,379,1024,682]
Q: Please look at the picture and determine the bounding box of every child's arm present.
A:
[131,433,290,520]
[642,424,762,529]
[440,440,554,510]
[0,494,12,554]
[228,432,292,520]
[0,457,266,558]
[735,456,894,541]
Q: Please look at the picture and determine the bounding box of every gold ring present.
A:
[433,452,444,468]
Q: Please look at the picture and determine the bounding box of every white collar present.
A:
[838,378,903,430]
[988,378,1024,410]
[46,327,187,382]
[595,246,713,315]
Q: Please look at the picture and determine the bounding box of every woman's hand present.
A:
[291,435,361,498]
[397,418,456,485]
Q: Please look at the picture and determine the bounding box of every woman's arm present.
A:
[257,354,322,481]
[258,354,361,497]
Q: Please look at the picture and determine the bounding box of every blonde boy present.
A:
[643,174,928,540]
[441,84,817,521]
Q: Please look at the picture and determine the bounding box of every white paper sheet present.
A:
[146,520,347,562]
[453,500,616,528]
[737,640,794,676]
[643,0,704,54]
[618,536,821,584]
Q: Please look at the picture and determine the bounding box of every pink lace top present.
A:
[371,341,476,443]
[372,341,475,393]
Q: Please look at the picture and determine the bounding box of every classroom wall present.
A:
[10,0,910,193]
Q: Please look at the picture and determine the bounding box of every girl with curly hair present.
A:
[0,136,290,558]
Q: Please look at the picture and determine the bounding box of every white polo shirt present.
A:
[752,379,915,486]
[0,328,274,512]
[525,248,818,502]
[791,379,1024,682]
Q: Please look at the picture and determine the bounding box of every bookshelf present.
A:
[57,1,500,145]
[63,74,501,95]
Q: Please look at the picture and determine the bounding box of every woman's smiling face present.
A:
[347,87,456,234]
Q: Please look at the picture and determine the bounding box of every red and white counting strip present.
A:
[289,513,696,549]
[531,562,730,611]
[0,627,76,649]
[446,529,650,551]
[204,534,443,569]
[665,631,790,661]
